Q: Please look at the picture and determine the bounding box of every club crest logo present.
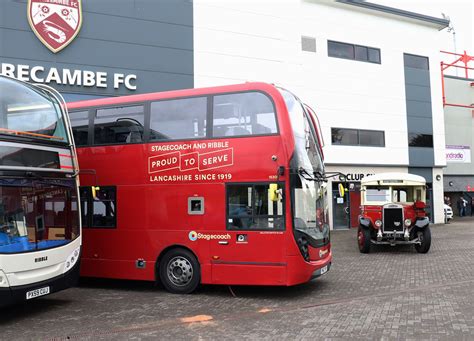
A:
[27,0,82,53]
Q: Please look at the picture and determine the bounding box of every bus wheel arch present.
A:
[156,245,201,294]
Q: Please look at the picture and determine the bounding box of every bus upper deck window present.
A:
[93,106,144,145]
[212,92,277,137]
[150,97,207,141]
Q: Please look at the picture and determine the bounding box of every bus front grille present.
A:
[383,207,404,233]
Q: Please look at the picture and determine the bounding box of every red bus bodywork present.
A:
[68,82,331,289]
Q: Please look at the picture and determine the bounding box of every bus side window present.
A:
[213,92,277,137]
[79,187,90,228]
[93,106,144,145]
[227,183,284,230]
[80,186,117,228]
[70,111,89,146]
[150,97,207,141]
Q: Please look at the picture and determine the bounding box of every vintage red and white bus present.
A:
[0,76,81,306]
[68,82,331,293]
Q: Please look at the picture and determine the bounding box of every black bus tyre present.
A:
[358,226,371,253]
[159,248,200,294]
[415,226,431,254]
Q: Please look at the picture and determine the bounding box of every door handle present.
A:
[218,241,229,245]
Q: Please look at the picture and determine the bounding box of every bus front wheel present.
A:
[159,248,200,294]
[414,226,431,254]
[358,226,371,253]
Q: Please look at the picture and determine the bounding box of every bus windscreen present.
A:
[0,178,79,254]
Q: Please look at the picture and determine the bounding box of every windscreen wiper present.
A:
[298,168,348,183]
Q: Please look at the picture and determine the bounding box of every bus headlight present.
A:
[65,247,81,272]
[404,219,412,227]
[0,270,9,287]
[374,220,382,228]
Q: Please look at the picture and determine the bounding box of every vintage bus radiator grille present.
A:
[383,208,404,232]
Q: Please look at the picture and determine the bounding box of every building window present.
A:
[331,128,385,147]
[328,40,381,64]
[93,106,145,145]
[213,92,277,137]
[227,183,284,230]
[301,36,316,52]
[404,53,429,70]
[408,133,433,147]
[359,129,385,146]
[150,97,207,141]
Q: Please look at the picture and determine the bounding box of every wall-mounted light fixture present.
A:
[436,174,442,181]
[449,181,454,186]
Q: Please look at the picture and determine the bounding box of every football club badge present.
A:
[28,0,82,53]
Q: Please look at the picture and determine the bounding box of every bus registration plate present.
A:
[320,265,328,275]
[26,286,50,300]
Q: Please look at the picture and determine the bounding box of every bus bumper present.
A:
[286,250,332,286]
[0,261,80,308]
[310,261,331,279]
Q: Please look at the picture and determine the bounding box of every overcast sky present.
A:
[375,0,473,56]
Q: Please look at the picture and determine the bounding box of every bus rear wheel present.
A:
[159,248,200,294]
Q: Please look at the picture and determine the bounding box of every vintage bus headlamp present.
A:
[65,247,81,272]
[404,219,412,227]
[0,270,9,287]
[374,220,382,228]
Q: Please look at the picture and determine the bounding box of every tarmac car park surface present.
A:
[3,217,474,340]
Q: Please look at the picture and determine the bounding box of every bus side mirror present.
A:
[91,186,100,200]
[269,183,279,202]
[338,183,345,197]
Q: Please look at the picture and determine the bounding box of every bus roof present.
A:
[67,82,279,109]
[361,172,426,186]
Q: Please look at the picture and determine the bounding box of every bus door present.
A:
[332,186,349,229]
[209,183,287,285]
[349,185,361,228]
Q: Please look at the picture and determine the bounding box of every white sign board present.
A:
[446,145,471,163]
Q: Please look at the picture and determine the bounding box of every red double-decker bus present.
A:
[68,82,331,293]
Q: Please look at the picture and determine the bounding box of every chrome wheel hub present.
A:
[167,256,193,286]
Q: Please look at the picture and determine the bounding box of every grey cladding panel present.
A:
[1,2,30,31]
[82,0,136,17]
[406,100,433,118]
[0,29,53,60]
[404,68,430,87]
[1,30,193,75]
[408,167,433,182]
[134,0,193,26]
[83,0,193,26]
[405,84,432,102]
[0,0,194,94]
[79,12,193,50]
[3,0,193,28]
[408,147,435,168]
[406,116,433,134]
